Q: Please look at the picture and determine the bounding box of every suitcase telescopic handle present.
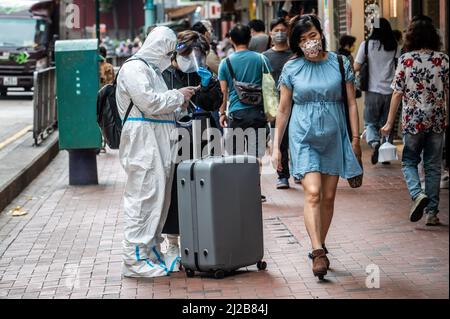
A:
[192,117,212,160]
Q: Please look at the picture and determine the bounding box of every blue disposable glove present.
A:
[197,66,212,87]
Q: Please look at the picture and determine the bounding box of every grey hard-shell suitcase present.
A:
[177,116,267,279]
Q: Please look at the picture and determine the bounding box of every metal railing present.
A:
[33,67,57,146]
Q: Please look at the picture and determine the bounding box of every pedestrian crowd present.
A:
[106,15,448,281]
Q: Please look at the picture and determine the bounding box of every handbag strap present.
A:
[225,57,240,99]
[225,58,236,80]
[337,55,352,141]
[364,39,369,58]
[122,101,134,125]
[260,54,270,74]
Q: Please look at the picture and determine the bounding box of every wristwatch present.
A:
[219,111,226,117]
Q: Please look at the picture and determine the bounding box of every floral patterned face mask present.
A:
[300,39,323,58]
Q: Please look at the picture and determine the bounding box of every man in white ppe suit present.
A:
[116,26,196,278]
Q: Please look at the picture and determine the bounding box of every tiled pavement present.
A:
[0,145,448,299]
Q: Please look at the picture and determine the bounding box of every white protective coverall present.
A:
[116,27,185,278]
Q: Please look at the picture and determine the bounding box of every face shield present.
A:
[176,47,206,73]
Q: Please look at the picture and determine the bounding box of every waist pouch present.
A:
[226,58,263,106]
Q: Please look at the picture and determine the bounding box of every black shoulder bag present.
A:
[225,58,263,106]
[338,55,363,188]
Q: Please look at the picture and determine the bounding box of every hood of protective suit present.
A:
[135,26,177,72]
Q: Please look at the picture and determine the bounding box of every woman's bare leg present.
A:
[320,175,339,245]
[301,172,323,250]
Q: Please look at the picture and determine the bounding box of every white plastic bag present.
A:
[378,137,398,162]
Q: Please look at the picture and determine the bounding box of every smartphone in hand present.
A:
[186,85,201,92]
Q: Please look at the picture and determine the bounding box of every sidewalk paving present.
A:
[0,145,448,299]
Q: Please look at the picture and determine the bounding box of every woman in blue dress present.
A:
[272,15,362,280]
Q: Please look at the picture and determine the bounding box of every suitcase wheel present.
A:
[185,269,195,278]
[214,270,225,279]
[257,261,267,271]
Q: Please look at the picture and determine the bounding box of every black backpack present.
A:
[96,57,150,149]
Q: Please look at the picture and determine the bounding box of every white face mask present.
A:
[176,54,197,73]
[176,49,206,73]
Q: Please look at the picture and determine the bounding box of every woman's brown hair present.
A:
[176,30,210,56]
[404,18,442,52]
[288,14,327,58]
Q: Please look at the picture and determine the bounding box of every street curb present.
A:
[0,135,59,213]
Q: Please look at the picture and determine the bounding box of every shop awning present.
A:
[165,5,199,19]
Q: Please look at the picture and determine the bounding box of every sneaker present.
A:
[409,193,429,222]
[425,214,440,226]
[276,178,290,189]
[440,175,449,189]
[371,142,380,165]
[261,195,267,203]
[381,161,391,165]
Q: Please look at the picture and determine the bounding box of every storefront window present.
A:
[411,0,447,51]
[421,0,439,26]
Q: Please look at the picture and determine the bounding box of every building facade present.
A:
[320,0,448,53]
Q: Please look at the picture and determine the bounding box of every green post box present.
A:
[55,39,101,185]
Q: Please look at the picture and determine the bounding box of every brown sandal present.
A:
[308,244,330,269]
[311,249,328,280]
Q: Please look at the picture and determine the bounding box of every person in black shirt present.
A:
[337,35,356,66]
[161,30,223,272]
[263,18,294,189]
